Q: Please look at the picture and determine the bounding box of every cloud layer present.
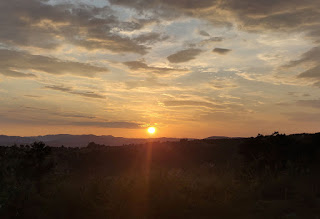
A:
[44,85,105,99]
[123,61,189,76]
[0,0,158,54]
[0,49,108,78]
[0,0,319,136]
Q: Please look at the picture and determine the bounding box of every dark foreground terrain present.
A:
[1,132,320,218]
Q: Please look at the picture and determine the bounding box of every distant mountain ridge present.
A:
[205,136,244,140]
[205,136,230,140]
[0,134,184,147]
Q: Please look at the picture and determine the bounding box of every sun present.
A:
[147,127,156,134]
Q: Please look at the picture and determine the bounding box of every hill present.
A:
[0,133,320,218]
[0,134,182,147]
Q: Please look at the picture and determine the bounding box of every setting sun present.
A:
[147,127,156,134]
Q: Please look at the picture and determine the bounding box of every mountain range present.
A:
[0,134,183,147]
[0,134,235,147]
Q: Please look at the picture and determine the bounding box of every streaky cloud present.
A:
[45,85,105,99]
[0,49,108,78]
[163,100,221,109]
[133,32,169,44]
[297,99,320,108]
[123,60,189,75]
[0,0,150,54]
[72,121,142,129]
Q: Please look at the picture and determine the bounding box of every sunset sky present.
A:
[0,0,320,138]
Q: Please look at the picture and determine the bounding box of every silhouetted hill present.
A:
[0,134,183,147]
[204,136,244,140]
[1,132,320,218]
[205,136,230,140]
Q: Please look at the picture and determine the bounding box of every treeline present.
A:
[239,132,320,174]
[0,133,319,218]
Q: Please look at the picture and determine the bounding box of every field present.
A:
[1,133,320,218]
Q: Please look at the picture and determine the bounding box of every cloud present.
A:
[3,0,318,56]
[0,0,64,49]
[285,47,320,68]
[3,103,142,129]
[197,37,224,46]
[109,0,320,42]
[212,48,232,55]
[167,48,203,63]
[1,0,319,134]
[22,106,97,119]
[72,34,148,55]
[24,95,41,98]
[298,65,320,79]
[225,1,320,32]
[0,112,142,129]
[125,77,167,89]
[297,99,320,108]
[123,61,189,75]
[204,37,223,42]
[288,92,296,96]
[133,32,169,44]
[0,0,150,54]
[51,112,96,120]
[314,81,320,88]
[0,49,108,78]
[45,85,105,99]
[0,69,37,78]
[45,85,72,92]
[109,0,215,10]
[199,111,241,122]
[284,47,320,85]
[163,100,221,109]
[285,112,320,123]
[200,0,320,40]
[199,30,210,37]
[71,121,142,129]
[209,79,237,89]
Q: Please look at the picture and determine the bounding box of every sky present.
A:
[0,0,320,138]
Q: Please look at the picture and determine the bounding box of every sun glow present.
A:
[147,127,156,134]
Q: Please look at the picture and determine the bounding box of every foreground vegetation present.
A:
[1,133,320,218]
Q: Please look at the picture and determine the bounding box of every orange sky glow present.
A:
[0,0,320,138]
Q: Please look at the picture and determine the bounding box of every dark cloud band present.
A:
[45,85,105,99]
[167,49,202,63]
[0,49,108,78]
